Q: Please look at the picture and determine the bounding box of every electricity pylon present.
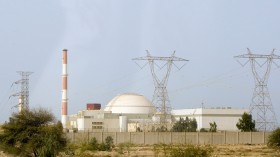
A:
[133,50,188,123]
[10,71,33,111]
[235,48,279,131]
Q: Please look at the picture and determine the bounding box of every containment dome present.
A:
[104,93,156,114]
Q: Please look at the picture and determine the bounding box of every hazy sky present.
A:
[0,1,280,125]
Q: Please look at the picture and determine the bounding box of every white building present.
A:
[67,93,248,132]
[172,107,248,131]
[68,93,157,132]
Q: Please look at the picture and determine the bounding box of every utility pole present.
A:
[133,50,188,124]
[10,71,33,112]
[234,48,279,131]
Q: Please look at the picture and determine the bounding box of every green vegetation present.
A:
[170,145,213,157]
[153,144,213,157]
[236,112,256,132]
[116,142,134,155]
[103,136,114,151]
[89,137,99,151]
[0,108,67,157]
[156,125,168,132]
[209,121,217,132]
[268,128,280,150]
[200,128,208,132]
[0,124,3,134]
[171,117,197,132]
[79,136,114,153]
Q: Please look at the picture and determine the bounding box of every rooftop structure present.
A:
[104,93,156,114]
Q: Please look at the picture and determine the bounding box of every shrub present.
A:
[153,144,213,157]
[153,144,162,157]
[62,143,76,156]
[200,128,208,132]
[89,137,99,151]
[104,136,114,151]
[78,136,114,152]
[153,144,171,156]
[117,142,134,155]
[169,145,213,157]
[268,128,280,150]
[105,136,113,146]
[98,143,108,151]
[171,117,197,132]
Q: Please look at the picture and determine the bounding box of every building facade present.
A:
[172,107,248,131]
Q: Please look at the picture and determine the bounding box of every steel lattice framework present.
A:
[235,48,279,131]
[133,50,188,123]
[10,71,33,111]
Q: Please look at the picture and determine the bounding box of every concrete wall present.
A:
[66,131,272,145]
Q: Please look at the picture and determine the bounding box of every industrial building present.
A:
[60,49,248,132]
[172,108,248,131]
[67,93,158,132]
[65,92,247,132]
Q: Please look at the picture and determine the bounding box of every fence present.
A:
[66,131,271,145]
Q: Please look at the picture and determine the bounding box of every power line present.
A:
[132,50,188,124]
[234,48,279,131]
[10,71,33,112]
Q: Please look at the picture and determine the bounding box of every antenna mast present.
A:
[133,50,188,123]
[234,48,279,131]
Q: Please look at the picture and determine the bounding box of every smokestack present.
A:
[18,95,23,113]
[61,49,68,128]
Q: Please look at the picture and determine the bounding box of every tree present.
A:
[156,125,168,132]
[171,117,197,132]
[267,128,280,150]
[0,108,67,157]
[236,112,256,132]
[200,128,208,132]
[209,122,217,132]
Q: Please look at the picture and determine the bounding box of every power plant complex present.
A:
[60,49,249,132]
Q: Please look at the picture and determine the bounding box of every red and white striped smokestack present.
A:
[61,49,68,128]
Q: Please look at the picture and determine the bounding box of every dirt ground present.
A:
[76,144,280,157]
[212,144,279,157]
[1,144,279,157]
[0,151,12,157]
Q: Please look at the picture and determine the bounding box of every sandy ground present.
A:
[0,151,12,157]
[1,145,279,157]
[76,144,280,157]
[213,144,280,157]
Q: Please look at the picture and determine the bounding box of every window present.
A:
[92,126,103,129]
[92,122,103,125]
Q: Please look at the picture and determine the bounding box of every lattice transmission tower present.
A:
[10,71,33,112]
[133,50,188,123]
[235,48,279,131]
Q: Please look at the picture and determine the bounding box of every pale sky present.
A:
[0,0,280,126]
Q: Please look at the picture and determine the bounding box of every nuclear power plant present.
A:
[60,49,248,132]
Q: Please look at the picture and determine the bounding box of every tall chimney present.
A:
[61,49,68,128]
[18,95,24,113]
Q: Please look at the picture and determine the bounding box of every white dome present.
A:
[104,93,155,114]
